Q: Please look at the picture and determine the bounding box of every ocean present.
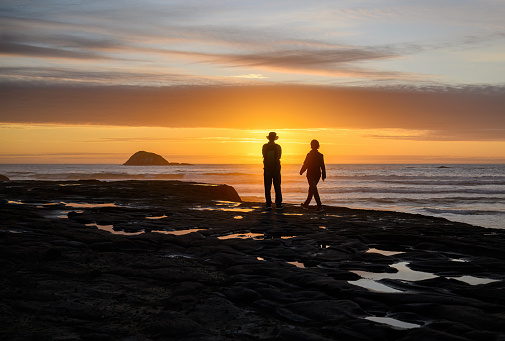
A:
[1,163,504,229]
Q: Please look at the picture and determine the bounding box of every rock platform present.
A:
[1,180,505,340]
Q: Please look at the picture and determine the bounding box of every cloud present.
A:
[0,38,110,60]
[0,66,231,87]
[232,74,269,79]
[1,83,504,141]
[204,48,407,78]
[368,129,505,142]
[86,136,265,143]
[0,2,427,82]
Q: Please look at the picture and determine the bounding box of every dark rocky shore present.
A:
[1,180,505,341]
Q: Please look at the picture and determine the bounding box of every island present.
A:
[123,151,191,166]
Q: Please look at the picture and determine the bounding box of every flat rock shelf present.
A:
[1,180,505,340]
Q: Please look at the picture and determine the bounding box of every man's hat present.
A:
[267,132,278,140]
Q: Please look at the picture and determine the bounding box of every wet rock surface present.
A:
[1,180,505,340]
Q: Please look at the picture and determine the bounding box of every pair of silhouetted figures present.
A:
[263,132,326,212]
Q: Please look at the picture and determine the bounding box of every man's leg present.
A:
[273,171,282,206]
[264,171,273,207]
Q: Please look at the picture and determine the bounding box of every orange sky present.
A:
[1,123,504,164]
[1,1,504,164]
[1,84,505,164]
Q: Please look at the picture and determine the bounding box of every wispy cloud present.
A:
[85,136,266,143]
[192,48,412,79]
[368,129,505,142]
[2,0,504,87]
[232,74,269,79]
[0,37,111,60]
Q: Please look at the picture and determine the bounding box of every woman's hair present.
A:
[311,139,320,149]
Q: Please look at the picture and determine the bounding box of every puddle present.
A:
[319,226,326,229]
[263,234,297,240]
[192,206,254,213]
[86,224,143,235]
[160,254,194,259]
[348,279,403,293]
[87,223,203,236]
[287,261,305,268]
[64,202,119,208]
[7,200,24,205]
[44,210,84,219]
[41,203,65,207]
[351,262,437,282]
[450,258,468,263]
[257,257,265,261]
[216,201,241,207]
[234,215,243,219]
[283,213,303,216]
[151,228,203,235]
[5,229,28,234]
[365,316,421,330]
[319,243,330,248]
[367,248,405,256]
[448,275,499,285]
[146,215,168,220]
[218,232,264,240]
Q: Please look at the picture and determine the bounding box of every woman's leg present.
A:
[303,178,313,205]
[305,177,320,206]
[309,177,321,207]
[313,181,321,207]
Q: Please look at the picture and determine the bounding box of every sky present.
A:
[1,0,504,164]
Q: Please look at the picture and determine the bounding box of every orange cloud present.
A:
[1,84,504,141]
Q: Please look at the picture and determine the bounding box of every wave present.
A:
[33,173,185,180]
[322,187,505,195]
[423,208,505,216]
[202,172,255,176]
[332,174,505,181]
[326,196,505,205]
[380,180,505,186]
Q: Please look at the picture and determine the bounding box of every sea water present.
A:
[1,163,504,229]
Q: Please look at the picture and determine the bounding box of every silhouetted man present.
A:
[263,132,283,210]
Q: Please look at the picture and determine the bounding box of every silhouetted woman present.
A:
[300,139,326,211]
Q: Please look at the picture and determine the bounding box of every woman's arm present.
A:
[321,154,326,180]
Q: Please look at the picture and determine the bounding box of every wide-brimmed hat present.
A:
[267,132,278,140]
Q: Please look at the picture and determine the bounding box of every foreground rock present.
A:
[124,151,190,166]
[1,180,504,340]
[0,174,9,180]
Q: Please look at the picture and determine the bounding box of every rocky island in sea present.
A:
[124,151,191,166]
[1,180,505,340]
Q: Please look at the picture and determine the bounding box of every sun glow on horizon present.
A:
[1,124,504,164]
